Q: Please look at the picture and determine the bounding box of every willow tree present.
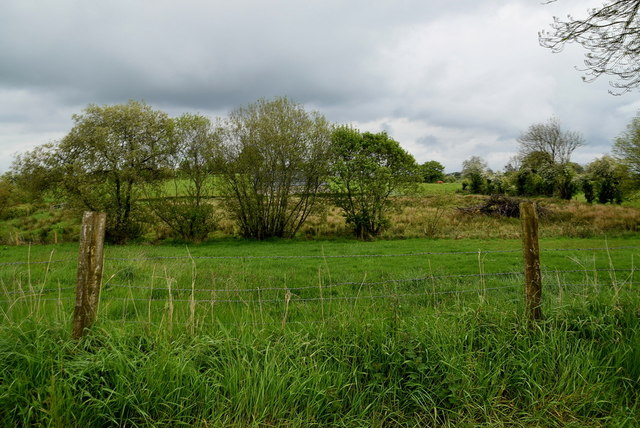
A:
[144,113,220,242]
[218,97,332,239]
[56,101,174,243]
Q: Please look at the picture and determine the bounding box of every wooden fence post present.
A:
[72,212,107,339]
[520,202,542,322]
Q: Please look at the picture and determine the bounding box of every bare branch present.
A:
[517,117,584,164]
[540,0,640,94]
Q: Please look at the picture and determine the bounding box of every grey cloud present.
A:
[0,0,636,173]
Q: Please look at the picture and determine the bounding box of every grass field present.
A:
[1,181,639,426]
[1,237,639,426]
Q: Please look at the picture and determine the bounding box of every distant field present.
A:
[417,182,460,194]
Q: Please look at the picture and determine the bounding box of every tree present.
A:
[514,118,582,200]
[541,162,578,200]
[10,143,61,202]
[586,155,630,203]
[540,1,640,94]
[331,127,419,239]
[144,113,220,242]
[613,112,640,184]
[420,160,445,183]
[581,177,596,203]
[517,117,584,164]
[461,156,488,194]
[0,174,17,218]
[53,101,174,243]
[218,97,332,239]
[520,150,554,171]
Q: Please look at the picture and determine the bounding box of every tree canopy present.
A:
[613,112,640,183]
[420,160,446,183]
[12,101,176,243]
[144,113,220,242]
[540,1,640,93]
[218,97,332,239]
[330,127,418,239]
[585,155,630,203]
[517,117,583,165]
[461,156,488,194]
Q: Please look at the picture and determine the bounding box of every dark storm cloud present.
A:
[0,0,437,107]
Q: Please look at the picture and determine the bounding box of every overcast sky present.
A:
[2,0,639,173]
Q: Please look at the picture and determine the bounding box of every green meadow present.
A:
[1,236,639,426]
[1,174,639,426]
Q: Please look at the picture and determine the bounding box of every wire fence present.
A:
[1,241,638,333]
[2,245,638,266]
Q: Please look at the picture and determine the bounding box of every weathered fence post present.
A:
[520,202,542,322]
[72,212,107,339]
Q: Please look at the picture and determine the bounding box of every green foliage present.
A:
[0,175,17,219]
[420,160,445,183]
[12,101,176,244]
[581,177,595,204]
[146,197,217,243]
[461,156,488,194]
[9,143,61,203]
[520,150,553,171]
[506,150,578,200]
[144,114,219,242]
[614,112,640,184]
[219,97,332,239]
[508,119,583,200]
[584,156,630,204]
[59,101,175,243]
[330,126,419,239]
[548,163,577,200]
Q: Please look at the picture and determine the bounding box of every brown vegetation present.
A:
[298,194,640,240]
[1,194,639,244]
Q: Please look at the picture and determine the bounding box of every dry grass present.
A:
[5,194,638,244]
[300,195,640,240]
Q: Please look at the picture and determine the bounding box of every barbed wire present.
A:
[101,283,521,304]
[92,283,631,327]
[2,276,628,305]
[103,271,521,294]
[0,258,75,267]
[1,286,76,296]
[0,245,636,267]
[0,295,75,303]
[101,245,640,263]
[548,282,627,289]
[102,281,633,306]
[103,250,515,262]
[100,268,633,294]
[3,280,632,312]
[0,266,629,300]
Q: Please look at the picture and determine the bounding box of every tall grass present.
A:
[1,288,639,426]
[0,238,639,426]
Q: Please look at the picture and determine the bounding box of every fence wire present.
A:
[99,268,632,294]
[103,245,640,263]
[2,245,637,267]
[1,244,637,324]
